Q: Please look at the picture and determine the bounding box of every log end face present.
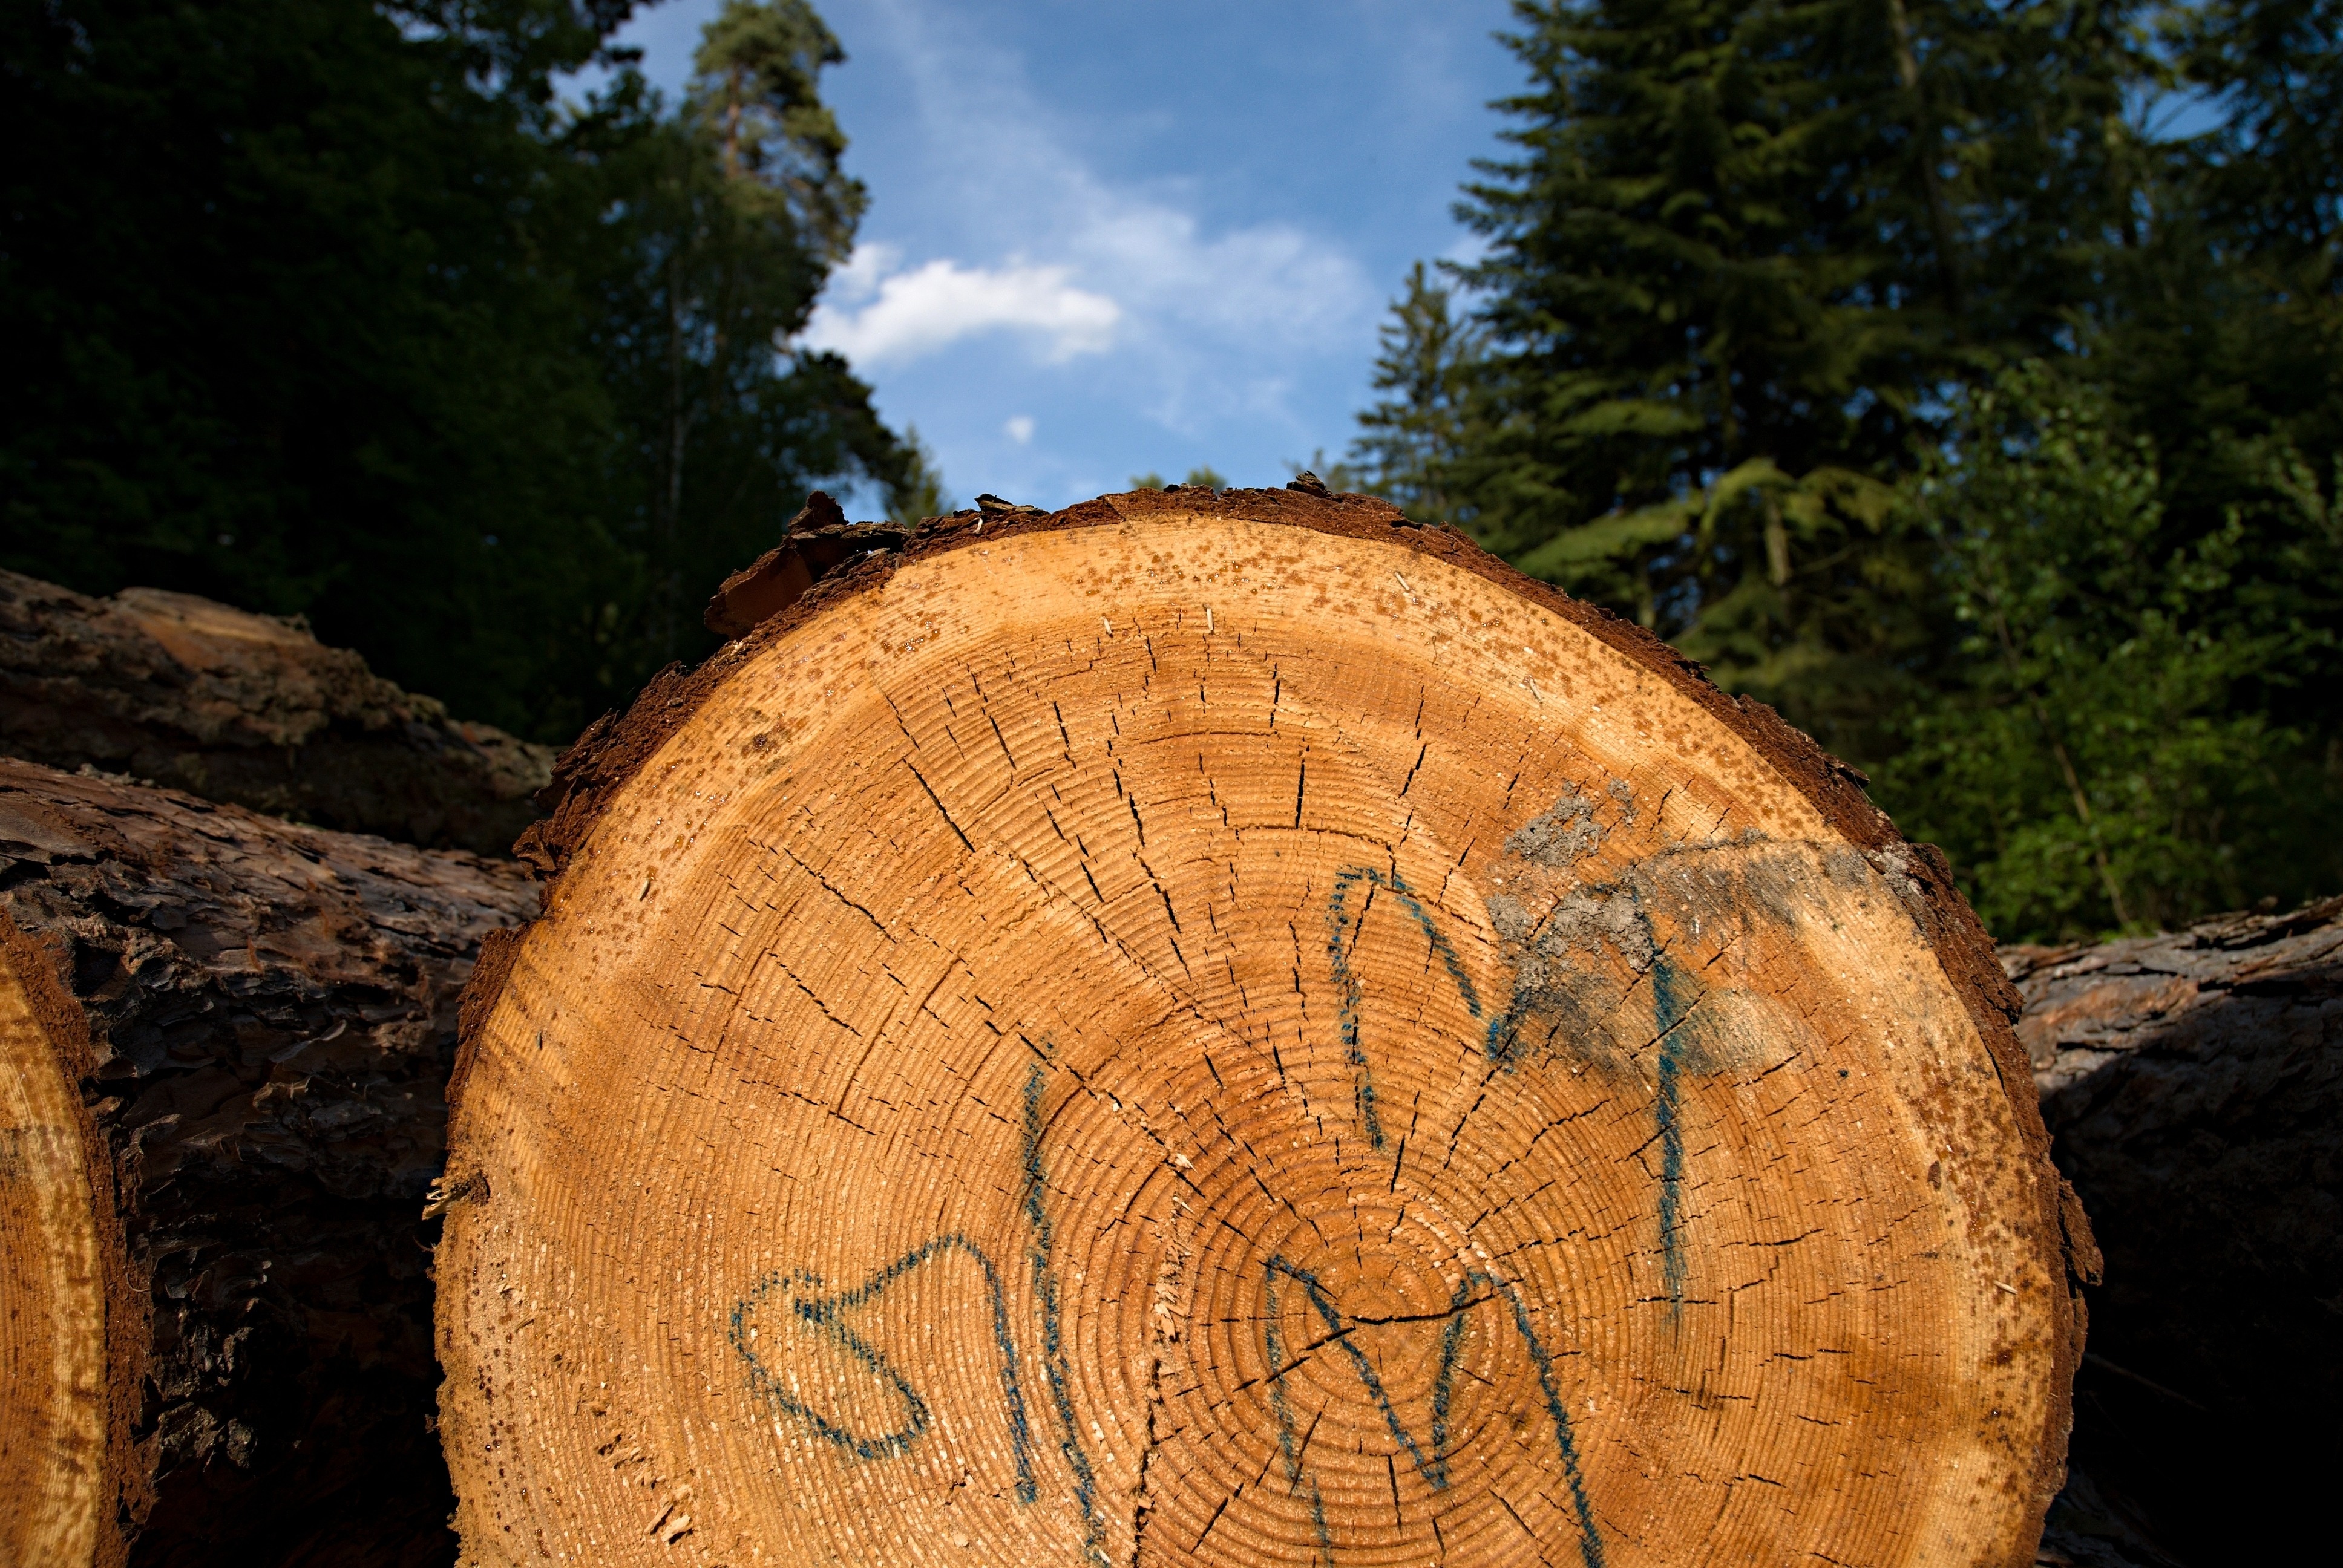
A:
[0,926,128,1568]
[441,497,2080,1567]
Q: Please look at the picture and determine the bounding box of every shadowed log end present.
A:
[0,759,536,1566]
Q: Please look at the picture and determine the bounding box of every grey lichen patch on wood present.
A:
[1502,786,1607,869]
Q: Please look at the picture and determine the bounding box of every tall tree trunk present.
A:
[437,486,2083,1568]
[0,759,535,1567]
[1885,0,1963,314]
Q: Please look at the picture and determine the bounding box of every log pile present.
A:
[0,760,534,1567]
[0,570,551,857]
[436,486,2082,1567]
[8,486,2327,1567]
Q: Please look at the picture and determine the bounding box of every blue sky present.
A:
[583,0,1524,511]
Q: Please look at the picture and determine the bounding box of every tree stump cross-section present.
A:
[437,489,2080,1567]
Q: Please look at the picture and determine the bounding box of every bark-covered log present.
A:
[0,758,535,1567]
[0,570,552,857]
[439,487,2083,1568]
[2008,901,2343,1565]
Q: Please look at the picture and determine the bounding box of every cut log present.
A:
[0,569,553,857]
[0,757,536,1567]
[439,488,2083,1568]
[2008,901,2343,1565]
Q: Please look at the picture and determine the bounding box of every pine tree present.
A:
[588,0,919,675]
[887,427,952,523]
[1130,468,1230,489]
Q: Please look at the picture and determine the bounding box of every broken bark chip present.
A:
[703,492,914,639]
[440,487,2077,1567]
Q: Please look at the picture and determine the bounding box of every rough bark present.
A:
[441,485,2079,1568]
[2008,901,2342,1566]
[0,570,551,857]
[700,490,906,638]
[0,757,536,1567]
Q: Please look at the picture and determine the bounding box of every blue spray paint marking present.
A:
[1487,1271,1607,1568]
[1650,956,1693,1311]
[1262,1256,1606,1568]
[1327,867,1483,1148]
[1481,989,1538,1067]
[1265,1259,1439,1481]
[1023,1064,1112,1568]
[1472,882,1696,1301]
[1261,1271,1335,1568]
[731,1234,1037,1501]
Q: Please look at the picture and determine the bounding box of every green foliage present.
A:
[1345,263,1482,528]
[1452,0,2134,541]
[1,0,930,741]
[693,0,863,263]
[2074,1,2343,787]
[582,4,925,681]
[886,428,952,523]
[1873,366,2342,938]
[1129,468,1229,490]
[1360,0,2342,932]
[2164,0,2342,266]
[1427,0,2141,757]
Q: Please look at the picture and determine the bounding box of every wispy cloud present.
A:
[805,0,1378,439]
[576,0,1516,503]
[806,246,1119,365]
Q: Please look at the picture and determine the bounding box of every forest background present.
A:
[5,0,2338,942]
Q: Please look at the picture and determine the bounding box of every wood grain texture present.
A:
[1,931,108,1568]
[0,569,551,856]
[0,758,536,1566]
[440,491,2078,1568]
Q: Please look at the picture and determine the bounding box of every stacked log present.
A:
[2011,903,2343,1566]
[23,488,2321,1567]
[0,760,534,1566]
[0,570,551,857]
[433,486,2085,1567]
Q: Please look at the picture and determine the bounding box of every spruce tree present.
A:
[1443,0,2141,757]
[1346,262,1483,529]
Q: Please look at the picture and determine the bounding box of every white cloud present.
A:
[804,255,1119,366]
[1003,415,1035,445]
[798,0,1378,428]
